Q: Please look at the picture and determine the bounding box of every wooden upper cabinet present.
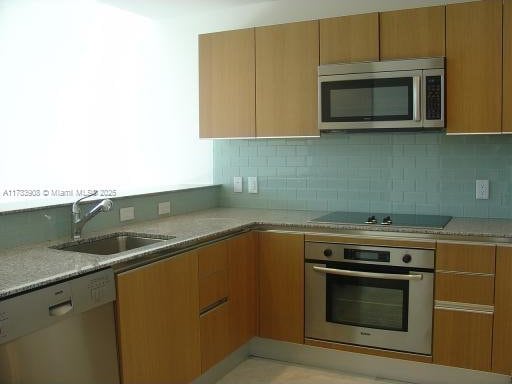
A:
[380,6,445,60]
[503,0,512,133]
[256,21,319,137]
[116,252,201,384]
[446,0,502,134]
[199,28,255,138]
[492,246,512,375]
[320,13,379,64]
[258,231,304,343]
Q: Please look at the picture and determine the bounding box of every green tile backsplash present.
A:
[214,132,512,218]
[0,186,220,250]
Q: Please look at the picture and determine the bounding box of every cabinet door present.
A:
[446,0,502,134]
[492,246,512,374]
[199,28,255,138]
[380,6,445,60]
[256,21,319,137]
[433,308,493,371]
[258,231,304,343]
[116,252,201,384]
[227,232,257,351]
[320,13,379,64]
[504,0,512,133]
[200,302,231,372]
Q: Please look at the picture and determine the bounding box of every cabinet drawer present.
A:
[199,269,228,311]
[198,241,228,279]
[433,308,493,371]
[436,242,495,274]
[435,272,494,305]
[200,302,231,372]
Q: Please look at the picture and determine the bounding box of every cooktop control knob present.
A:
[365,216,377,224]
[323,249,333,257]
[402,254,412,263]
[381,216,392,225]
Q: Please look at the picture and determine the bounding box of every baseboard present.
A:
[192,343,250,384]
[249,337,510,384]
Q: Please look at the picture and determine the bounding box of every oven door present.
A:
[305,261,433,355]
[319,70,423,130]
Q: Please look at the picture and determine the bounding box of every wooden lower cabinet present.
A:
[258,231,304,343]
[227,232,258,350]
[198,232,258,373]
[492,246,512,374]
[433,308,493,372]
[200,302,231,372]
[115,251,201,384]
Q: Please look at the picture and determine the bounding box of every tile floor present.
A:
[216,357,408,384]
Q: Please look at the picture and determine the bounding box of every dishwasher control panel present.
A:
[0,268,115,345]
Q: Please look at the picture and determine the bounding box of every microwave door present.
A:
[319,70,423,130]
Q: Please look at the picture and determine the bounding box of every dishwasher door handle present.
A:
[312,266,423,281]
[49,300,73,317]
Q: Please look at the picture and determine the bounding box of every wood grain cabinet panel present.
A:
[492,246,512,375]
[258,231,304,343]
[320,13,379,64]
[504,0,512,133]
[256,21,319,137]
[380,6,445,60]
[446,0,502,134]
[199,28,255,138]
[436,242,496,274]
[227,232,258,351]
[435,272,494,305]
[433,308,493,371]
[115,251,201,384]
[200,302,231,373]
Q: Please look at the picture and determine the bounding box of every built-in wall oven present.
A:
[305,241,434,355]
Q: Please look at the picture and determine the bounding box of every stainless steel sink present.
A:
[53,233,174,255]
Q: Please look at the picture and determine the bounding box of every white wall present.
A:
[0,0,212,210]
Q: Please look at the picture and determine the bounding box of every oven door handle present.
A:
[312,266,423,281]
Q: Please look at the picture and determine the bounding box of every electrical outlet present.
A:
[158,201,171,215]
[233,176,243,193]
[120,207,135,221]
[248,176,258,194]
[476,180,489,200]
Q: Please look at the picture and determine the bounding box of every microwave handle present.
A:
[413,76,421,121]
[313,266,423,281]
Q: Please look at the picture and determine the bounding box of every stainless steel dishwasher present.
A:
[0,268,120,384]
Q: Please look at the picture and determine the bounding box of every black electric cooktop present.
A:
[311,211,452,229]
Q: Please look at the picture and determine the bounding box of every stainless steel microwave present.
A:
[318,57,445,131]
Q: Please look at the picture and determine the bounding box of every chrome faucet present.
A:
[72,191,113,240]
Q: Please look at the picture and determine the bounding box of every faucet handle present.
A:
[72,190,98,213]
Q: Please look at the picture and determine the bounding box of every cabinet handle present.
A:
[434,300,494,315]
[199,297,228,316]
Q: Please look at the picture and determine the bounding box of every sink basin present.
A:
[54,233,174,255]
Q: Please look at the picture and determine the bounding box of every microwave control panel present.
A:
[425,75,442,120]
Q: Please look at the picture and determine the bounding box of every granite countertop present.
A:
[1,207,512,299]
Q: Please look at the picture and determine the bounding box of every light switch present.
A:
[158,201,171,215]
[233,176,243,193]
[120,207,135,221]
[248,176,258,194]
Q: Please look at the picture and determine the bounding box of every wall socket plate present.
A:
[248,176,258,194]
[476,180,489,200]
[158,201,171,215]
[120,206,135,221]
[233,176,243,193]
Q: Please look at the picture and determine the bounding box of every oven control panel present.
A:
[305,242,434,269]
